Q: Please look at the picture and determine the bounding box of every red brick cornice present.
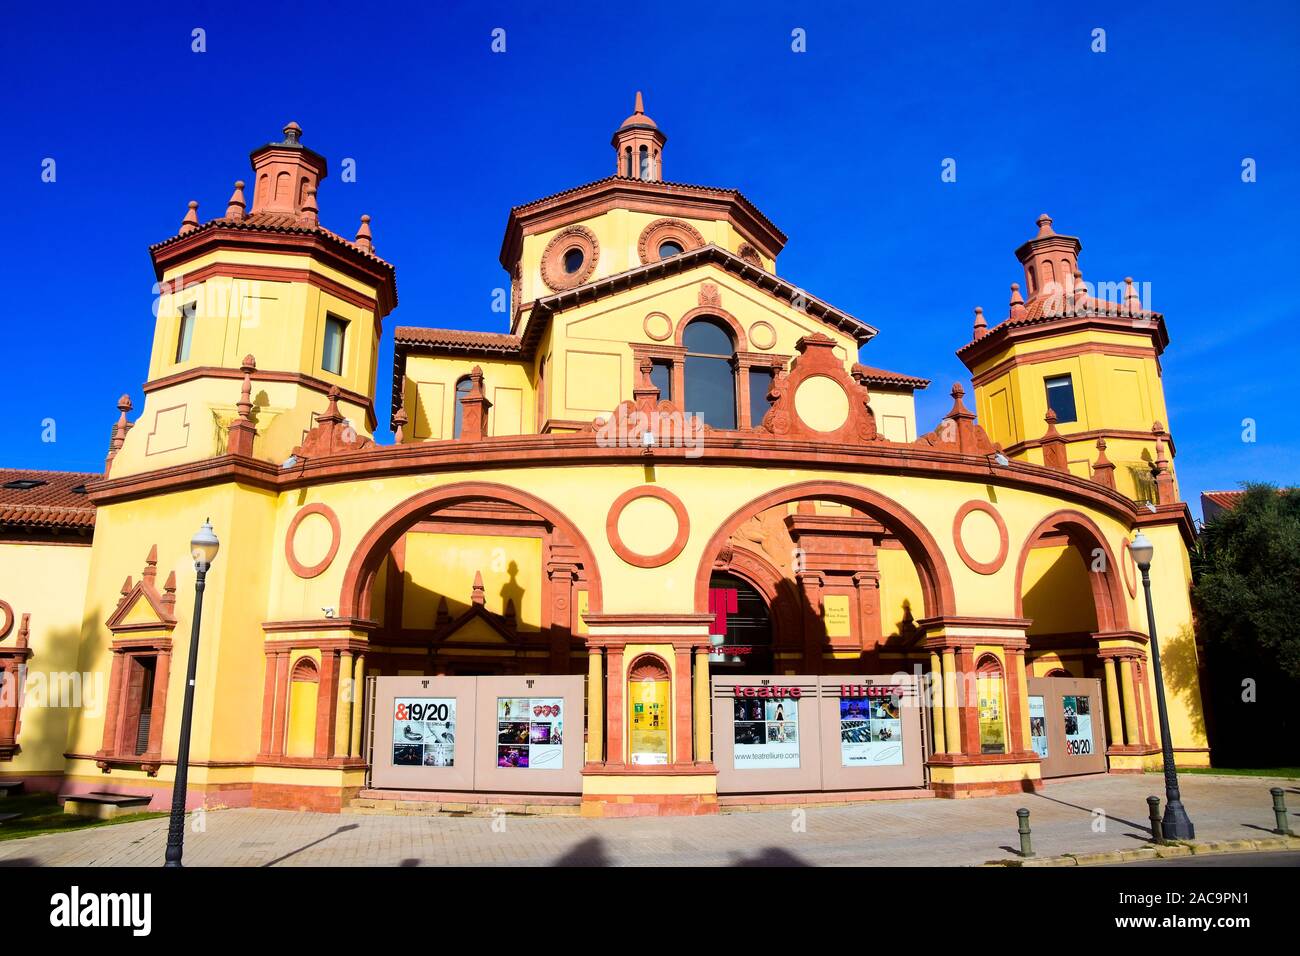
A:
[83,433,1155,534]
[151,225,397,317]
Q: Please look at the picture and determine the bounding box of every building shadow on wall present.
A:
[1160,623,1206,743]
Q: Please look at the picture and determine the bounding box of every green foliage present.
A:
[1192,484,1300,682]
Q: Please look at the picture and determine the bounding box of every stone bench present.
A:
[62,792,154,820]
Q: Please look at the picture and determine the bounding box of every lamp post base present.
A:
[1162,801,1196,840]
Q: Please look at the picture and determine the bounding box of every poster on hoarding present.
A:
[392,697,456,767]
[1062,694,1094,756]
[732,695,800,769]
[496,697,564,769]
[1028,695,1048,758]
[839,691,904,766]
[629,680,670,764]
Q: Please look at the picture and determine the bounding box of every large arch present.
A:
[693,480,956,619]
[339,481,604,620]
[1012,509,1129,633]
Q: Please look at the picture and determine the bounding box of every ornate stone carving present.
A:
[540,225,599,292]
[755,334,880,443]
[913,384,1000,456]
[291,387,374,458]
[638,217,705,264]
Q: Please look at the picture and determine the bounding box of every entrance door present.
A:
[1026,676,1109,778]
[707,573,773,674]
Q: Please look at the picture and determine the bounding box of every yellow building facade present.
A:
[0,101,1208,815]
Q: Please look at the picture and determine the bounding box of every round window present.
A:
[658,240,683,259]
[563,248,585,274]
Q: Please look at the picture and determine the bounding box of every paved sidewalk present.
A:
[1,773,1295,867]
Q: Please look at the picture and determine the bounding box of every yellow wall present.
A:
[969,330,1174,501]
[0,541,92,775]
[399,531,541,629]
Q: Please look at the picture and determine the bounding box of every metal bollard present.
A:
[1147,795,1164,844]
[1017,807,1034,857]
[1270,788,1294,836]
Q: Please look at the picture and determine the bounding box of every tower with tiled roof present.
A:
[109,122,397,478]
[959,215,1177,505]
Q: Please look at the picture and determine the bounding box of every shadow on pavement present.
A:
[553,836,610,866]
[731,847,811,867]
[262,824,361,867]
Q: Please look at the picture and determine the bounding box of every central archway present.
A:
[339,481,604,621]
[693,480,956,621]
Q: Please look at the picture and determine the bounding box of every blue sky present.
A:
[1,1,1296,518]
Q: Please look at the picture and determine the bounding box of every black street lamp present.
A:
[164,519,220,867]
[1128,530,1195,840]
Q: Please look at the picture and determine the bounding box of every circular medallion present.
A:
[748,320,777,350]
[952,501,1009,575]
[643,311,673,342]
[540,225,599,292]
[637,218,705,265]
[0,600,13,641]
[285,503,342,579]
[793,375,850,432]
[606,486,690,569]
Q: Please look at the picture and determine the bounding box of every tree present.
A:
[1191,483,1300,765]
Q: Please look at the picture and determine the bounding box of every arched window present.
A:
[708,571,772,673]
[452,375,473,438]
[975,654,1006,755]
[638,145,650,180]
[683,318,737,429]
[625,147,633,178]
[287,657,320,758]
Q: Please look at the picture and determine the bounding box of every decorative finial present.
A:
[180,200,199,234]
[143,544,158,584]
[16,613,29,649]
[237,355,256,421]
[225,181,246,220]
[1124,276,1141,312]
[106,394,134,474]
[392,404,408,443]
[355,214,373,253]
[972,306,987,340]
[634,90,644,114]
[1009,282,1027,321]
[1035,213,1055,237]
[471,570,486,606]
[281,121,303,145]
[161,570,177,613]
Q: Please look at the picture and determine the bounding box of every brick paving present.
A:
[0,773,1295,867]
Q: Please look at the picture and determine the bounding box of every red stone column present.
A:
[957,646,979,756]
[853,570,882,654]
[1004,645,1027,754]
[145,647,172,758]
[269,650,290,757]
[797,570,825,671]
[99,649,126,756]
[546,565,577,674]
[674,646,694,764]
[258,649,278,756]
[314,650,338,758]
[0,662,20,747]
[605,645,624,767]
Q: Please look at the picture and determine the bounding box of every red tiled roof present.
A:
[148,211,395,273]
[0,469,98,533]
[509,175,785,240]
[854,365,931,391]
[393,328,523,355]
[1201,491,1244,511]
